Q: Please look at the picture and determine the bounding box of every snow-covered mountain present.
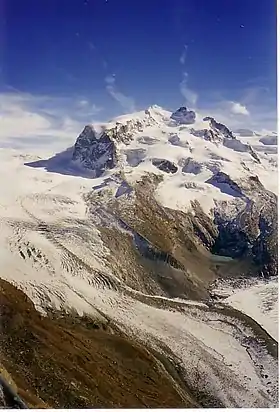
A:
[0,105,278,408]
[72,105,275,196]
[69,105,277,276]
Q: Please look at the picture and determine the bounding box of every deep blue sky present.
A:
[0,0,277,125]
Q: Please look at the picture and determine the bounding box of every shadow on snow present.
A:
[24,147,97,179]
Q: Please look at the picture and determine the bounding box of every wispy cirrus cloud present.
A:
[179,45,198,108]
[179,44,188,65]
[180,71,198,107]
[177,44,276,131]
[105,74,135,113]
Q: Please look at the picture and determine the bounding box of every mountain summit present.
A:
[170,106,196,124]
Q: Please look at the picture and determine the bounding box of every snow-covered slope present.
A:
[259,134,278,146]
[225,280,278,341]
[210,277,278,341]
[0,105,278,408]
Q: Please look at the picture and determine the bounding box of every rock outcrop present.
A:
[170,107,196,124]
[210,173,277,277]
[189,117,261,163]
[72,125,117,176]
[152,158,178,174]
[203,116,236,139]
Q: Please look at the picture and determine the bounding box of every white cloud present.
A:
[179,47,198,108]
[230,101,250,116]
[180,72,198,107]
[198,99,276,132]
[196,82,276,131]
[0,92,102,152]
[105,74,135,113]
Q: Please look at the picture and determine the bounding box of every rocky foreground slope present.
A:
[0,106,278,408]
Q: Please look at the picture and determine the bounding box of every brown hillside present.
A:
[0,279,198,408]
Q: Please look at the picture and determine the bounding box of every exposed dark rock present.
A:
[190,128,218,142]
[223,139,261,163]
[171,107,196,125]
[190,118,235,144]
[152,158,178,174]
[72,125,117,176]
[168,134,181,146]
[190,118,261,163]
[203,116,236,139]
[206,171,244,197]
[85,173,220,300]
[189,200,219,250]
[210,173,277,277]
[72,117,156,176]
[72,114,276,280]
[137,135,160,145]
[125,148,146,167]
[179,157,203,174]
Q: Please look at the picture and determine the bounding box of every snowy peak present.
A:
[203,116,235,140]
[170,107,196,125]
[72,106,171,175]
[72,124,117,176]
[109,105,169,128]
[71,106,274,187]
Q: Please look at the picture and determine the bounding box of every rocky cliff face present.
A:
[170,107,196,124]
[72,125,117,177]
[210,173,277,277]
[203,116,236,139]
[72,112,160,176]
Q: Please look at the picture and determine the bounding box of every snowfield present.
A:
[0,106,278,407]
[225,280,278,341]
[210,276,278,341]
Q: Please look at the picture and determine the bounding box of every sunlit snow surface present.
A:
[226,280,278,341]
[0,108,278,407]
